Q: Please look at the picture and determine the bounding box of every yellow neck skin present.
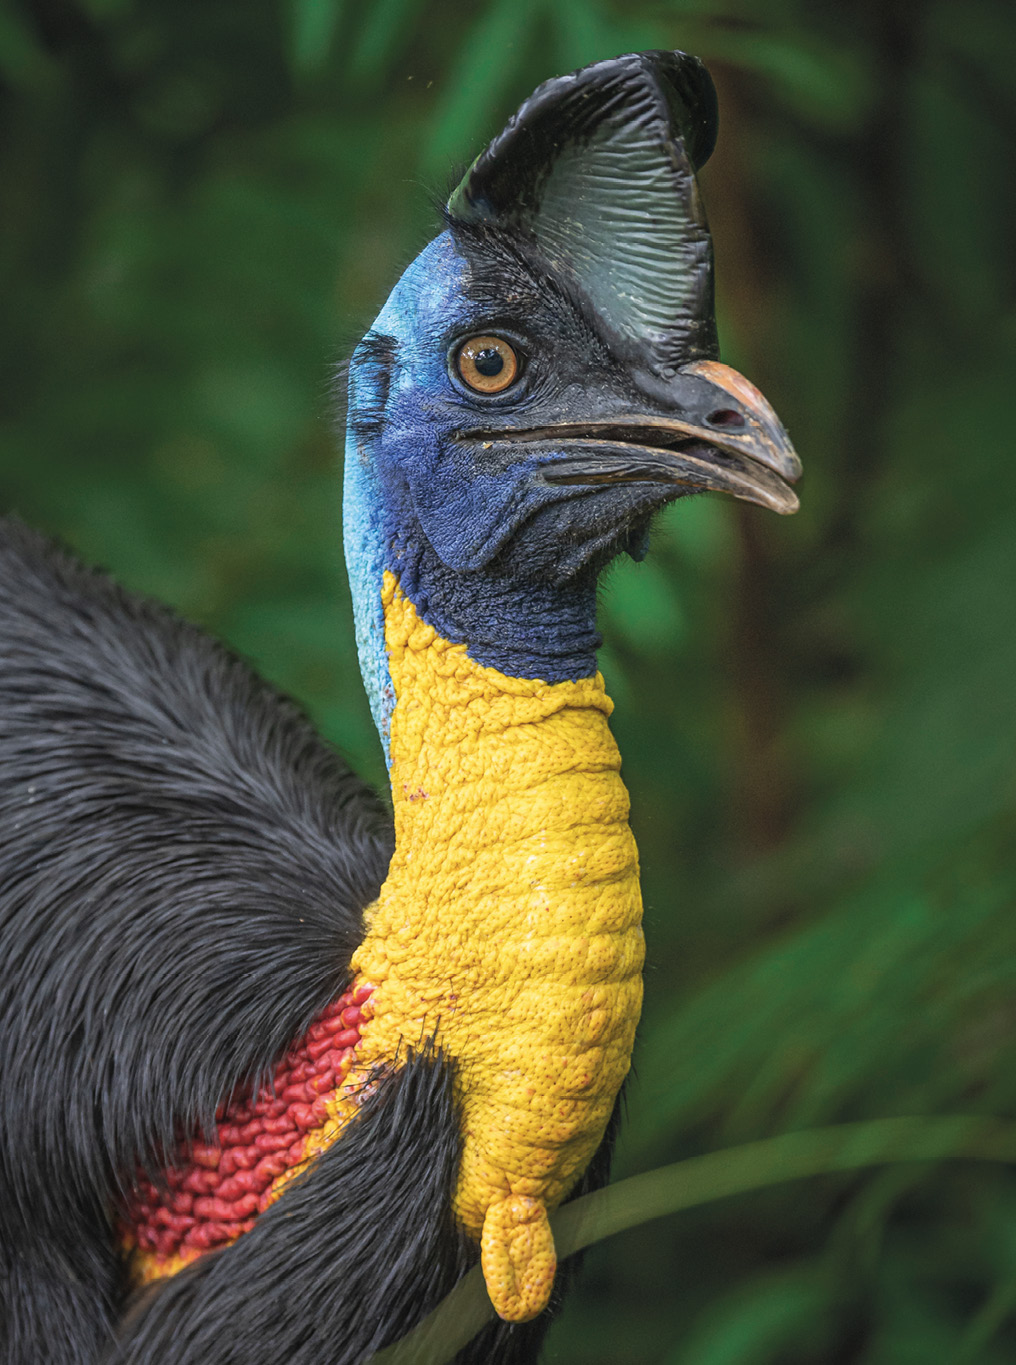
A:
[350,573,644,1320]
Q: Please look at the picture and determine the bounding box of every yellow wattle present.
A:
[349,572,644,1320]
[119,572,645,1319]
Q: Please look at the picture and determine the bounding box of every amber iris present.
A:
[455,335,519,393]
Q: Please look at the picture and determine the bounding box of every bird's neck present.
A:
[119,569,644,1320]
[349,571,644,1320]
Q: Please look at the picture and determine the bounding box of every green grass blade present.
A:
[366,1116,1016,1365]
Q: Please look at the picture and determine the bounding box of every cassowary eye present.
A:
[455,335,519,394]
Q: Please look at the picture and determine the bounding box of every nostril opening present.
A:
[707,408,744,430]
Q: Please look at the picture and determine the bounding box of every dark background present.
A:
[2,0,1015,1359]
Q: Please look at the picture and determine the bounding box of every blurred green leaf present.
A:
[677,22,873,130]
[77,0,134,20]
[370,1117,1016,1365]
[289,0,345,75]
[348,0,426,81]
[0,2,52,88]
[661,1269,829,1364]
[550,0,615,69]
[602,557,688,654]
[421,0,541,175]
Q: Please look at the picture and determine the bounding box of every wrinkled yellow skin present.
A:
[121,574,644,1319]
[349,573,644,1320]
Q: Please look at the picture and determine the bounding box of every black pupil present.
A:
[473,347,504,378]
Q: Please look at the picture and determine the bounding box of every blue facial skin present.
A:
[343,230,671,761]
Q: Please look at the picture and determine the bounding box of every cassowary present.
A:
[0,50,800,1364]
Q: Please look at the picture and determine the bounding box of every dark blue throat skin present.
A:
[383,530,609,684]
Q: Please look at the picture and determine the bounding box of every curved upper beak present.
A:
[460,360,802,516]
[538,359,801,515]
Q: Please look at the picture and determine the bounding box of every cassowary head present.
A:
[345,50,800,753]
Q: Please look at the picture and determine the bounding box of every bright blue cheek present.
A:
[375,385,551,575]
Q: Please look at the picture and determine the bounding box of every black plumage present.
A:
[0,518,575,1362]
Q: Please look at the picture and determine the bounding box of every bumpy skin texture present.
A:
[0,520,601,1362]
[351,576,643,1319]
[121,983,376,1284]
[118,572,642,1326]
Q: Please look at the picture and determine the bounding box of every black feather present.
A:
[0,517,619,1362]
[0,517,392,1358]
[348,333,399,442]
[111,1052,604,1365]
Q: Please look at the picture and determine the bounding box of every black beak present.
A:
[463,361,802,516]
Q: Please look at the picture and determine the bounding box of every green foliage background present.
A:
[1,0,1014,1359]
